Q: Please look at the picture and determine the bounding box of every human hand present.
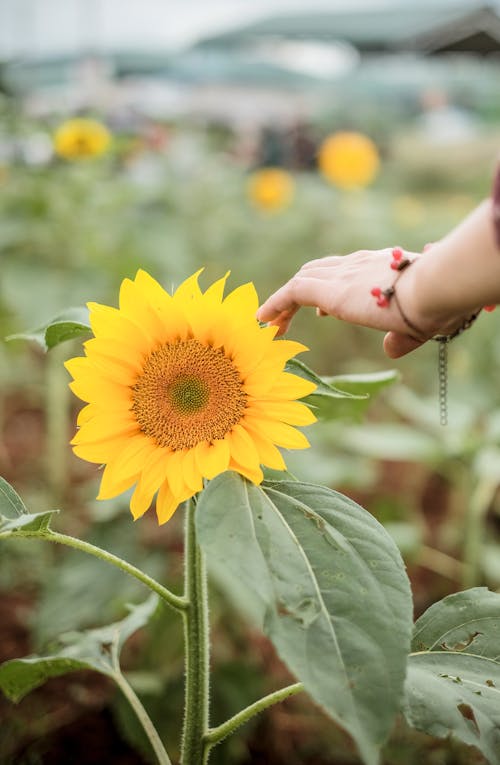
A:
[257,248,482,359]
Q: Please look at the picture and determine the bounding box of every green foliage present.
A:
[404,588,500,764]
[0,595,158,702]
[7,306,90,351]
[287,358,399,421]
[196,472,413,765]
[404,653,500,765]
[0,475,57,532]
[412,588,500,657]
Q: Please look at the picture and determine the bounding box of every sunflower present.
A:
[66,270,316,524]
[317,131,380,190]
[53,117,111,160]
[247,167,295,212]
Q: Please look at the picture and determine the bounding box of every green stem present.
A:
[0,529,187,614]
[180,498,210,765]
[203,682,303,756]
[462,477,498,589]
[114,670,173,765]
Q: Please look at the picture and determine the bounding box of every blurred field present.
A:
[1,86,500,764]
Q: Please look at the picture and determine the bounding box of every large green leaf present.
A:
[0,595,158,702]
[7,306,91,351]
[412,588,500,659]
[404,652,500,765]
[196,472,413,765]
[0,476,58,533]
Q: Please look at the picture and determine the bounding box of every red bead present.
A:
[391,247,403,260]
[484,304,497,312]
[377,295,390,307]
[390,261,400,270]
[370,287,382,297]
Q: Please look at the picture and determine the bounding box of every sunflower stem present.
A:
[113,670,173,765]
[180,498,210,765]
[0,529,187,613]
[202,682,304,756]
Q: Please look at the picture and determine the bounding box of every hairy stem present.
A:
[114,671,173,765]
[203,682,303,756]
[180,498,210,765]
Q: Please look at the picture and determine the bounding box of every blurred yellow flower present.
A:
[53,117,111,160]
[318,132,380,189]
[66,269,316,525]
[247,167,295,211]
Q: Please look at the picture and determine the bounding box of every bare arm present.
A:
[257,198,500,358]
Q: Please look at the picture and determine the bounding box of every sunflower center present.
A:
[132,339,247,450]
[168,375,210,414]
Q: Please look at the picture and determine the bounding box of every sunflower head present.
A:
[54,118,111,160]
[66,270,316,525]
[318,131,380,190]
[247,167,295,212]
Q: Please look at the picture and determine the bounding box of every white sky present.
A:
[0,0,497,57]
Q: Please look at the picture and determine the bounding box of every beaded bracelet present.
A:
[370,247,481,426]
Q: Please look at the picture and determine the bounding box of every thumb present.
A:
[383,331,426,358]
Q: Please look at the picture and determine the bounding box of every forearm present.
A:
[404,199,500,327]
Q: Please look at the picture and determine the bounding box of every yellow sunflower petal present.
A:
[87,303,154,352]
[266,372,317,400]
[227,424,260,470]
[254,420,311,450]
[202,272,229,302]
[106,434,158,482]
[246,400,317,426]
[229,460,264,484]
[71,413,138,445]
[222,281,259,320]
[194,439,230,480]
[84,337,144,373]
[72,435,130,463]
[119,278,166,343]
[182,449,204,493]
[77,404,94,426]
[69,376,132,408]
[156,481,180,525]
[84,353,138,387]
[173,269,204,301]
[243,422,287,471]
[97,464,138,500]
[164,449,190,497]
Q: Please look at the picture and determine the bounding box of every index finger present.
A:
[256,282,301,335]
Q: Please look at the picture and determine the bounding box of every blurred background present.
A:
[1,0,500,762]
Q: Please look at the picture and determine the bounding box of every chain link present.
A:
[438,339,448,427]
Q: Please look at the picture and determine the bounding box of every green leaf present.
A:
[0,476,58,532]
[286,359,398,421]
[0,595,158,702]
[326,370,400,397]
[0,510,57,533]
[7,306,91,351]
[196,473,413,765]
[0,476,28,518]
[412,588,500,659]
[404,652,500,765]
